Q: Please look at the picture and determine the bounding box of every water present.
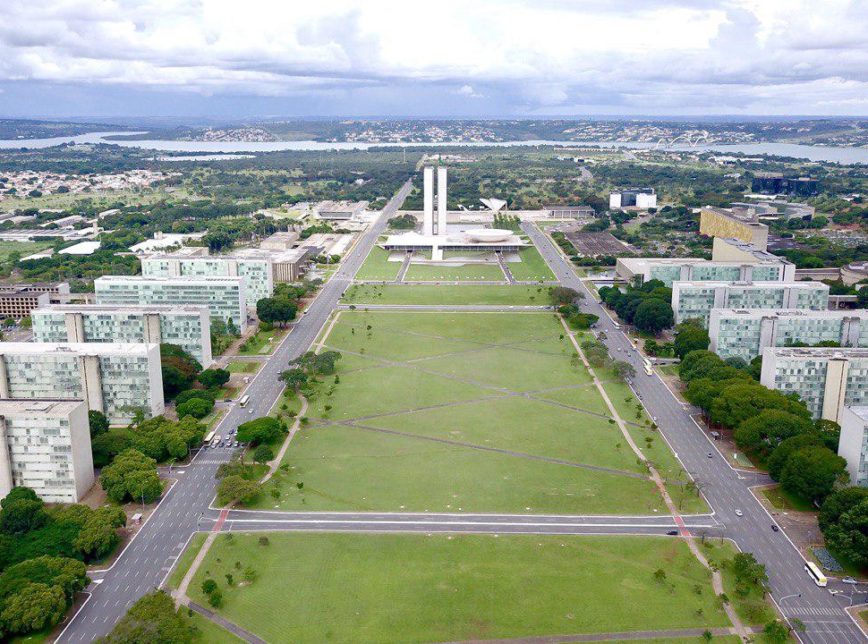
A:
[0,131,866,164]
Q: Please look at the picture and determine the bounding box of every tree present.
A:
[90,431,133,468]
[216,475,261,506]
[174,389,215,406]
[549,286,583,307]
[159,344,202,399]
[632,298,674,334]
[257,297,297,327]
[733,409,814,458]
[673,320,710,360]
[822,498,868,566]
[731,552,768,595]
[819,487,868,531]
[175,397,213,420]
[198,368,230,389]
[237,417,282,445]
[201,579,217,595]
[763,620,791,644]
[612,361,636,381]
[100,449,162,504]
[0,499,49,535]
[767,433,824,481]
[253,445,274,464]
[280,368,308,391]
[709,382,810,429]
[0,487,38,508]
[73,507,126,559]
[289,351,342,377]
[88,410,110,438]
[0,582,66,636]
[100,590,194,644]
[780,446,848,502]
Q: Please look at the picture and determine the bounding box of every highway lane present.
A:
[58,178,414,643]
[523,222,866,643]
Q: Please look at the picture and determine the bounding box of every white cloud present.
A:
[0,0,865,115]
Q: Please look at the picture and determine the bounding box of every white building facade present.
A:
[0,342,165,424]
[0,399,94,503]
[32,304,213,366]
[94,275,247,333]
[839,406,868,488]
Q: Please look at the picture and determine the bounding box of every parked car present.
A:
[666,530,678,536]
[842,576,858,585]
[771,525,779,532]
[735,509,743,517]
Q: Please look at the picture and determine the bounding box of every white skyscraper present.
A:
[423,166,434,236]
[437,166,448,235]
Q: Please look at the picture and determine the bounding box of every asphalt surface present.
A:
[57,179,414,642]
[522,222,866,644]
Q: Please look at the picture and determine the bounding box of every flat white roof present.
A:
[382,231,526,248]
[673,280,828,290]
[844,406,868,423]
[129,233,206,253]
[34,304,210,315]
[0,342,157,357]
[0,399,87,416]
[58,241,102,256]
[711,308,867,319]
[96,275,244,287]
[766,347,868,359]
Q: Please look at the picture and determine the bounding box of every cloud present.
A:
[0,0,865,116]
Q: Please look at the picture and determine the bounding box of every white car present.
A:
[734,509,743,517]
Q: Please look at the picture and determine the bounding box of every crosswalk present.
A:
[787,606,849,617]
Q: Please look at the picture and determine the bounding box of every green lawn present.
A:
[248,310,701,515]
[404,262,507,281]
[166,532,208,589]
[227,361,260,374]
[189,611,242,643]
[703,540,778,627]
[507,246,556,282]
[342,284,550,305]
[188,533,729,643]
[762,485,816,512]
[355,246,402,281]
[0,240,54,263]
[237,327,286,356]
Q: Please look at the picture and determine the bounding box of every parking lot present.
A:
[565,231,636,256]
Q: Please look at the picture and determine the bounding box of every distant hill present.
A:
[0,119,130,140]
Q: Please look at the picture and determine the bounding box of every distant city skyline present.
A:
[0,0,866,119]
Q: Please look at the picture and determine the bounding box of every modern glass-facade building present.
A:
[616,256,794,287]
[709,309,868,361]
[0,399,93,503]
[760,347,868,422]
[32,304,213,366]
[839,406,868,488]
[0,343,164,424]
[141,254,272,307]
[671,281,829,326]
[94,275,247,333]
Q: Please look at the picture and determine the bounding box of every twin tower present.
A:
[422,166,448,236]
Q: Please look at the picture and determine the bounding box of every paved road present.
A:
[523,222,866,644]
[58,179,414,643]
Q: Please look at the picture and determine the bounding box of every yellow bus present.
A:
[805,562,828,587]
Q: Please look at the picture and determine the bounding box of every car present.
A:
[735,509,743,517]
[707,452,713,458]
[666,530,678,536]
[842,576,858,585]
[234,441,239,447]
[248,409,253,414]
[771,524,779,532]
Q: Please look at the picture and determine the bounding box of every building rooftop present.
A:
[844,406,868,422]
[33,303,210,315]
[710,308,865,319]
[382,230,527,248]
[96,275,244,286]
[0,342,157,357]
[765,347,868,359]
[713,238,792,264]
[673,280,828,290]
[58,241,102,256]
[0,399,87,416]
[129,233,207,254]
[701,205,766,228]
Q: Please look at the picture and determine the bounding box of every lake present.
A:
[0,131,866,164]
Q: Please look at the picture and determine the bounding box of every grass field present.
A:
[251,310,704,515]
[355,246,402,281]
[166,532,208,589]
[342,284,550,305]
[227,361,260,374]
[762,485,815,512]
[507,246,557,281]
[0,240,54,263]
[237,327,286,356]
[404,262,507,282]
[189,612,242,643]
[188,533,729,643]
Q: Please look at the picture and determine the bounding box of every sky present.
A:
[0,0,866,120]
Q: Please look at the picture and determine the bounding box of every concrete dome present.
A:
[466,228,513,242]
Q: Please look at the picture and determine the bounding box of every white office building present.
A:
[32,304,213,366]
[709,309,868,361]
[94,275,247,333]
[0,343,164,424]
[609,189,656,210]
[760,347,868,422]
[616,254,794,288]
[671,280,829,326]
[839,406,868,488]
[0,399,94,503]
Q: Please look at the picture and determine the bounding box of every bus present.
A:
[805,562,828,587]
[644,362,653,376]
[238,394,250,407]
[204,431,215,445]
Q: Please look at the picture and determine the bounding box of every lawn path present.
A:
[560,316,748,640]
